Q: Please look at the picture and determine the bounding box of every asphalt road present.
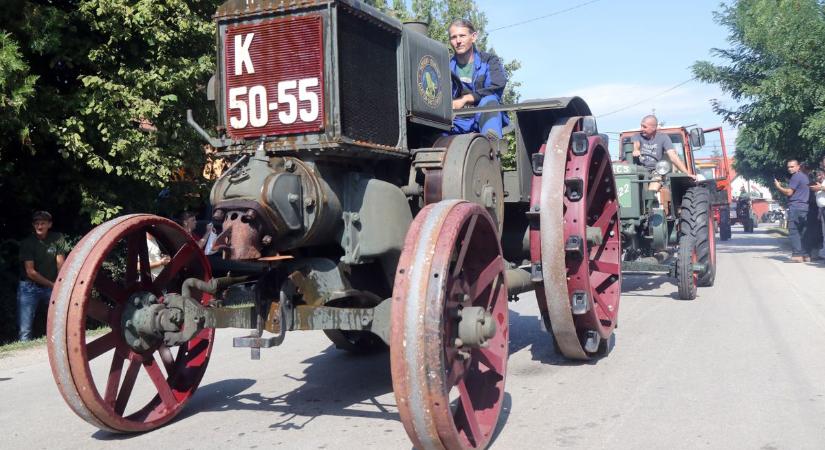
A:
[2,225,824,449]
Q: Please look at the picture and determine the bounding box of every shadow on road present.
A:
[508,310,606,366]
[91,343,516,449]
[203,348,395,429]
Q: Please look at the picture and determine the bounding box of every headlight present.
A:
[696,173,706,181]
[655,160,672,176]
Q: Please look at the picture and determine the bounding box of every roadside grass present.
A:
[0,326,111,356]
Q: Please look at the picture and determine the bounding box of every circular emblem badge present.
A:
[417,55,443,109]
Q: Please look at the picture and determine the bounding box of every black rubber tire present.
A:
[323,330,388,354]
[719,208,732,241]
[677,235,698,300]
[679,187,716,287]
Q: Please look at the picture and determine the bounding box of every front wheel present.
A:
[47,214,214,433]
[676,235,698,300]
[391,200,508,450]
[679,187,715,287]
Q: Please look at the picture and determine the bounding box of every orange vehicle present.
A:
[692,127,735,240]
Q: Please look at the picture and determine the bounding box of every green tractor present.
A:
[613,126,717,300]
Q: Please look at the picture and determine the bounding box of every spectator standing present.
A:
[17,211,66,341]
[145,232,170,279]
[810,156,825,259]
[803,169,823,261]
[774,159,810,262]
[181,211,212,252]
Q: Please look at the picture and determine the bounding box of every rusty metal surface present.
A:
[564,135,621,339]
[216,0,334,20]
[535,117,589,360]
[391,200,508,449]
[530,118,622,360]
[47,215,214,433]
[217,211,263,260]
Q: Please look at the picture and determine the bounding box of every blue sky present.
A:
[474,0,739,154]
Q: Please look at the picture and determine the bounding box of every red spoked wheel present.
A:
[529,117,621,359]
[391,200,509,450]
[47,214,214,433]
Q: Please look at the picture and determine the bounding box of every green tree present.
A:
[692,0,825,186]
[0,0,222,233]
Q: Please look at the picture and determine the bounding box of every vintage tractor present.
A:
[46,1,621,449]
[613,125,717,300]
[692,127,735,240]
[729,193,758,233]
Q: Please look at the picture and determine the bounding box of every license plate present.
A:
[224,15,325,139]
[730,211,737,219]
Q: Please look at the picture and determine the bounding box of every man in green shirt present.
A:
[17,211,66,341]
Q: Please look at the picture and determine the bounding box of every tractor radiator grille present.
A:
[337,10,400,147]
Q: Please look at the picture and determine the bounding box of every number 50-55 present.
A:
[228,77,320,129]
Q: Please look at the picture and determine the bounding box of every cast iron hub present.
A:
[121,291,183,352]
[456,306,496,348]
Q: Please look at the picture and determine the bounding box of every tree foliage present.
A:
[0,0,222,343]
[692,0,825,185]
[0,0,222,236]
[367,0,521,105]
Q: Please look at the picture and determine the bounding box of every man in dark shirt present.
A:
[628,115,696,192]
[774,159,810,262]
[17,210,66,341]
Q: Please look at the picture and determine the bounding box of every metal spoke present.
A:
[474,347,504,377]
[94,272,126,304]
[86,296,111,325]
[153,243,197,292]
[115,359,141,415]
[592,201,618,234]
[589,271,614,291]
[158,345,176,378]
[591,260,620,276]
[86,332,118,361]
[484,273,503,312]
[468,255,503,303]
[585,159,608,207]
[144,357,177,410]
[104,353,125,406]
[452,214,478,278]
[457,379,482,446]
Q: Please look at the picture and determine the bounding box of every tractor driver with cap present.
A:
[630,114,696,192]
[448,19,508,140]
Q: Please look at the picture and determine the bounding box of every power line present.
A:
[487,0,602,33]
[595,78,697,118]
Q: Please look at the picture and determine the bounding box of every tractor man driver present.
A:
[631,114,696,191]
[448,19,508,140]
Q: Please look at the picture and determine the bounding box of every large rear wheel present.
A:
[530,117,621,359]
[47,214,214,433]
[391,200,508,450]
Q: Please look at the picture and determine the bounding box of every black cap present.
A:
[32,211,53,222]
